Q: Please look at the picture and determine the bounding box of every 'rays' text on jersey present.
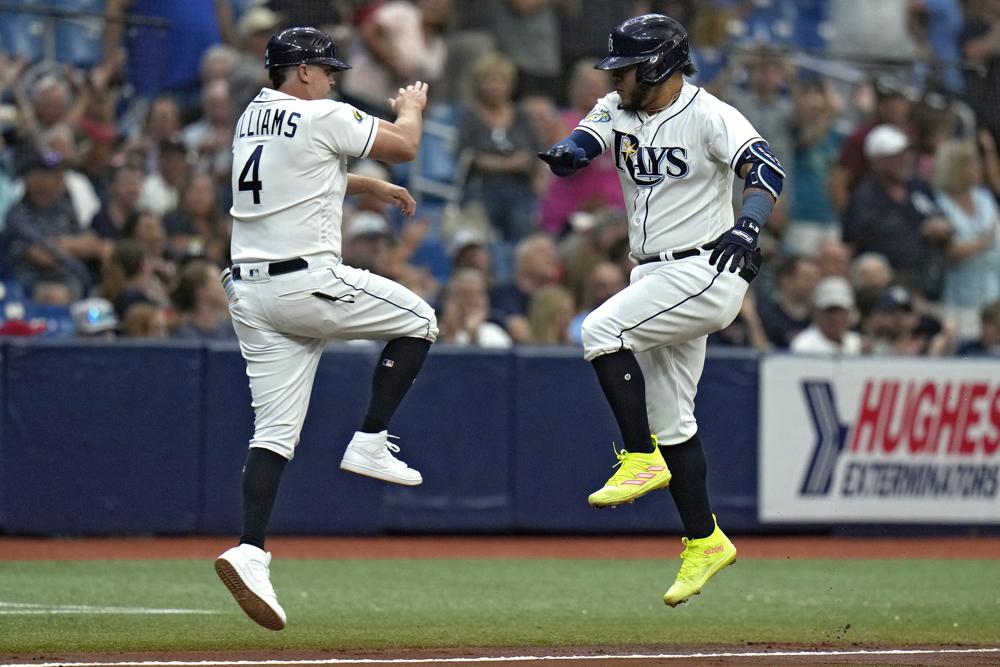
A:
[236,108,301,139]
[613,129,689,186]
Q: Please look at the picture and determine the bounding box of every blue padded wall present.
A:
[381,348,514,532]
[201,343,383,535]
[2,340,203,534]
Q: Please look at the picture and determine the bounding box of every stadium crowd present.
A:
[0,0,999,356]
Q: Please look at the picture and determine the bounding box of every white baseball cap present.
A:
[813,276,855,310]
[864,124,909,160]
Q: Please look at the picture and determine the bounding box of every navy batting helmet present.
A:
[596,14,690,86]
[264,27,350,71]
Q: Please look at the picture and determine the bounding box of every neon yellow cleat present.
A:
[663,515,737,607]
[587,437,671,508]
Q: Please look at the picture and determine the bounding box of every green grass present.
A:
[0,559,998,652]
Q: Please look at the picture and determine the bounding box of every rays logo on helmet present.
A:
[608,36,614,52]
[613,129,690,186]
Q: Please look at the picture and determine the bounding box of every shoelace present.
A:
[675,538,712,581]
[382,434,411,469]
[606,445,647,484]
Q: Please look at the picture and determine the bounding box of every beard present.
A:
[618,83,651,113]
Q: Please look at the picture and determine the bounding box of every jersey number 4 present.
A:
[239,145,263,204]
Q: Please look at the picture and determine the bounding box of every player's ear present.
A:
[297,63,309,83]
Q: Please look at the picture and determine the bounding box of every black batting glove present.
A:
[538,144,590,176]
[708,218,759,273]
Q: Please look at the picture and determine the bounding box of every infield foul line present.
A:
[1,647,998,665]
[0,601,220,616]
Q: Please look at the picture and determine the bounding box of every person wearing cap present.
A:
[4,148,105,304]
[790,276,863,355]
[229,7,285,116]
[215,26,436,632]
[842,123,953,298]
[828,75,914,214]
[865,283,955,355]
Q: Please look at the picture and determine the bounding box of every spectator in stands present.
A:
[449,227,493,279]
[91,165,144,241]
[907,0,964,94]
[816,238,852,279]
[539,60,623,236]
[132,95,183,175]
[932,139,1000,340]
[490,233,560,343]
[842,124,952,298]
[787,76,844,254]
[850,251,895,325]
[438,268,512,348]
[828,75,914,214]
[488,0,560,98]
[200,44,238,84]
[4,149,104,304]
[790,276,863,355]
[29,73,76,132]
[77,118,121,204]
[102,0,224,115]
[123,210,178,289]
[163,172,230,267]
[99,239,165,319]
[40,124,102,229]
[171,259,235,341]
[865,284,956,356]
[340,0,451,114]
[139,137,190,217]
[119,302,169,338]
[342,211,396,274]
[227,7,282,117]
[956,300,1000,356]
[70,297,118,339]
[527,284,575,345]
[181,79,234,183]
[568,260,626,345]
[961,0,1000,149]
[756,254,820,349]
[460,53,542,242]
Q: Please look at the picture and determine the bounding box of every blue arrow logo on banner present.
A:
[799,381,850,496]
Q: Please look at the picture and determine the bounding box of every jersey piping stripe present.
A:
[648,87,701,138]
[360,116,376,157]
[614,270,722,351]
[639,188,652,255]
[329,268,434,339]
[577,125,607,152]
[730,136,763,171]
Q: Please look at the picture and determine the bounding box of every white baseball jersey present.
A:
[576,81,761,258]
[230,87,379,262]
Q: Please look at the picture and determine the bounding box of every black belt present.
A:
[637,247,762,283]
[636,247,702,265]
[231,257,308,280]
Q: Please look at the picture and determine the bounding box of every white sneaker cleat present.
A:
[214,543,287,631]
[340,430,423,486]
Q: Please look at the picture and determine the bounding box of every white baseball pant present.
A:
[581,254,749,445]
[224,255,438,460]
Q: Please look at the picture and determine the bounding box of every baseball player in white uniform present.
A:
[539,14,784,607]
[214,27,438,631]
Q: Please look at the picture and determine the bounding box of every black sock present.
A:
[591,350,655,453]
[239,448,288,550]
[660,434,715,539]
[361,337,431,433]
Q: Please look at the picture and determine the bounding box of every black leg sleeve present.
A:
[239,447,288,550]
[590,350,656,453]
[361,336,431,433]
[660,434,715,539]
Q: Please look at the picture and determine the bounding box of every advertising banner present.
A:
[760,356,1000,523]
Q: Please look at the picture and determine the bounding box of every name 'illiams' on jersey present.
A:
[230,88,378,263]
[576,81,767,258]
